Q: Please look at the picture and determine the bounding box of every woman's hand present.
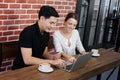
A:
[52,52,61,60]
[80,50,86,55]
[48,52,61,60]
[68,57,76,63]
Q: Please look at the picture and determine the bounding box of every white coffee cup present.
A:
[91,49,100,56]
[91,49,98,54]
[39,63,51,70]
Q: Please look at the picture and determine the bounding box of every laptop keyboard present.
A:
[61,58,73,70]
[66,64,72,70]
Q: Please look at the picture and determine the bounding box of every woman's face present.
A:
[64,18,77,33]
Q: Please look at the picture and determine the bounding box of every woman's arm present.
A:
[75,30,86,54]
[61,52,76,63]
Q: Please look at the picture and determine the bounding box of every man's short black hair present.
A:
[38,5,59,19]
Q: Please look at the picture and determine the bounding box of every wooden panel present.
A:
[48,36,54,49]
[2,41,19,58]
[0,44,2,67]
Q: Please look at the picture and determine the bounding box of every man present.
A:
[12,5,66,70]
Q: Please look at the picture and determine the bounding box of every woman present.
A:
[53,13,86,63]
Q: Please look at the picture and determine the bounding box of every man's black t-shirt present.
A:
[12,22,50,70]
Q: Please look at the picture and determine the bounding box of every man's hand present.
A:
[50,59,66,68]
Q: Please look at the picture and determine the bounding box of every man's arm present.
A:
[21,47,66,67]
[21,47,51,64]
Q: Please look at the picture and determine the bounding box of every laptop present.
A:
[58,52,92,72]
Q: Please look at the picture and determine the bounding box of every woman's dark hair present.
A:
[38,5,59,19]
[65,13,78,22]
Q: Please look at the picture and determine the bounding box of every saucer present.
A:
[92,53,100,57]
[38,67,53,73]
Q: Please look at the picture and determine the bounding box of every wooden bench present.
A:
[0,41,19,69]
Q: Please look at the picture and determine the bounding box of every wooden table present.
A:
[0,49,120,80]
[0,41,18,69]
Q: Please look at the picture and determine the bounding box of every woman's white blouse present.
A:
[53,29,85,55]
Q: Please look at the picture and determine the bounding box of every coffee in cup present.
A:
[39,63,51,71]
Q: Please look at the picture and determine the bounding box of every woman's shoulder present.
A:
[53,30,61,37]
[54,30,59,33]
[73,29,79,34]
[53,30,60,35]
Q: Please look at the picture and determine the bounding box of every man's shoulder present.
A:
[21,23,37,33]
[25,23,36,30]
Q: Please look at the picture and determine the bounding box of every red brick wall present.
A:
[0,0,77,42]
[0,57,14,73]
[0,0,77,73]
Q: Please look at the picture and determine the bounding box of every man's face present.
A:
[43,16,58,32]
